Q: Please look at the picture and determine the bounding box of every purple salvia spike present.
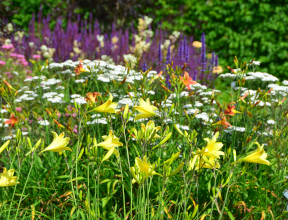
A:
[215,54,218,67]
[211,51,215,68]
[178,40,182,61]
[158,42,162,65]
[166,44,171,64]
[183,35,186,59]
[201,32,206,73]
[143,62,147,72]
[185,43,189,62]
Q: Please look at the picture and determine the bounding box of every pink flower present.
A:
[2,45,14,50]
[65,113,70,117]
[57,113,61,118]
[32,54,41,61]
[22,61,28,66]
[26,69,33,74]
[17,54,25,59]
[73,125,78,134]
[72,113,77,118]
[0,61,6,66]
[16,107,22,112]
[10,53,17,57]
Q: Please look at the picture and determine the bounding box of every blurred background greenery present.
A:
[2,0,288,80]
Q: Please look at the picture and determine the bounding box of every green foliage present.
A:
[4,0,68,28]
[150,0,288,80]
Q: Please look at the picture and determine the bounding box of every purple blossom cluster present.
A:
[2,12,219,83]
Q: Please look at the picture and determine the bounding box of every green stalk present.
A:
[118,151,127,218]
[13,156,35,219]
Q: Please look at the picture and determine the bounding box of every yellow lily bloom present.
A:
[131,156,160,184]
[0,140,10,154]
[40,132,71,155]
[97,130,123,157]
[134,98,158,121]
[0,168,19,187]
[198,132,224,159]
[90,93,120,113]
[238,142,270,165]
[188,155,220,171]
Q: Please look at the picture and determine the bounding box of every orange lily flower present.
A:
[180,72,197,90]
[155,71,163,79]
[239,92,248,102]
[213,117,232,129]
[3,79,16,91]
[74,61,86,75]
[224,103,240,116]
[85,92,101,104]
[4,114,18,127]
[53,119,65,129]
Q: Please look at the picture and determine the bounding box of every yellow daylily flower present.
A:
[188,155,220,171]
[97,130,123,157]
[131,156,160,184]
[238,142,270,165]
[134,98,158,121]
[0,168,19,187]
[89,93,120,113]
[0,140,10,154]
[198,132,224,159]
[40,132,71,155]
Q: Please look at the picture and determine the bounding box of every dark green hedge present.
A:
[151,0,288,80]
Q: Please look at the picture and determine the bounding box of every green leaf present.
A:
[57,175,71,179]
[100,179,111,184]
[77,148,84,161]
[153,132,172,149]
[112,180,121,193]
[169,162,184,177]
[67,177,85,183]
[225,207,235,220]
[102,197,111,207]
[191,204,198,219]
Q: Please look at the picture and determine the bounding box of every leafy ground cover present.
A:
[0,18,288,220]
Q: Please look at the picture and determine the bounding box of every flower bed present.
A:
[0,56,287,218]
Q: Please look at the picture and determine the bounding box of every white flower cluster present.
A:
[267,84,288,93]
[15,90,38,103]
[224,126,246,133]
[24,76,46,82]
[38,120,50,126]
[175,124,190,131]
[70,94,87,105]
[42,92,65,103]
[87,118,108,125]
[41,78,62,86]
[247,72,278,82]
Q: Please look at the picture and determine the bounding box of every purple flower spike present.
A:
[143,62,147,72]
[158,42,162,64]
[212,51,215,68]
[166,45,171,64]
[201,32,206,72]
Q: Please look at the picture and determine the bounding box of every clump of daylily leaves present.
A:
[0,57,287,219]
